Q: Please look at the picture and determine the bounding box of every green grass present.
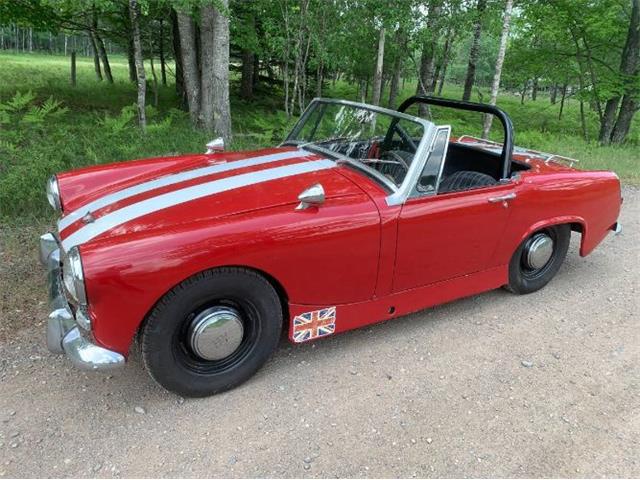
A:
[0,52,638,221]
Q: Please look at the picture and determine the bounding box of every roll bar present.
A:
[397,95,515,179]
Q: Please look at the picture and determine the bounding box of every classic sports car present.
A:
[40,96,622,397]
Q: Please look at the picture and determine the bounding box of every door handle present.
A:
[488,192,516,203]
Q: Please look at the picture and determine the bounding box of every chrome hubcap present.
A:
[187,306,244,361]
[525,233,554,270]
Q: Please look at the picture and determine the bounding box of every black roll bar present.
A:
[397,95,515,179]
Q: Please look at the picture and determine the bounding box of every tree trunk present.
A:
[550,83,558,104]
[609,0,640,144]
[96,34,113,83]
[558,83,567,120]
[127,38,137,82]
[520,80,528,104]
[599,97,620,143]
[28,28,32,52]
[462,0,487,101]
[171,9,187,109]
[129,0,146,130]
[70,50,77,86]
[176,11,201,125]
[241,50,255,99]
[159,19,167,86]
[150,55,159,107]
[211,0,232,141]
[371,26,385,106]
[358,79,366,102]
[436,29,455,96]
[610,93,638,143]
[253,55,260,86]
[199,5,216,131]
[416,2,443,115]
[88,31,103,81]
[531,77,538,101]
[482,0,513,139]
[388,58,402,109]
[123,2,136,82]
[316,59,324,97]
[240,12,255,99]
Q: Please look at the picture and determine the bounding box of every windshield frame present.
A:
[283,98,436,201]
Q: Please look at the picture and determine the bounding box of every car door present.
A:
[393,127,517,292]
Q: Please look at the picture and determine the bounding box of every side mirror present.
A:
[295,183,325,210]
[205,137,225,153]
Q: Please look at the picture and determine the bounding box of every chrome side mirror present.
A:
[296,183,325,210]
[205,137,225,153]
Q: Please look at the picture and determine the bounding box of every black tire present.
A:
[439,170,498,194]
[141,267,282,397]
[506,224,570,294]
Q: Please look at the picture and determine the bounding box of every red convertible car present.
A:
[39,96,622,397]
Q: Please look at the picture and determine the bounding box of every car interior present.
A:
[323,131,530,194]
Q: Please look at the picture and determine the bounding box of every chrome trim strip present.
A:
[434,127,452,194]
[386,122,437,206]
[58,149,310,231]
[62,159,335,251]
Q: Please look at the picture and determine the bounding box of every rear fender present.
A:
[516,215,587,255]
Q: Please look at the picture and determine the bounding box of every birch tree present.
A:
[371,25,385,106]
[128,0,146,130]
[481,0,513,139]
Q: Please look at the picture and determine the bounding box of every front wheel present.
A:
[140,267,283,397]
[505,224,570,294]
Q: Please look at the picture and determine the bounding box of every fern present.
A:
[0,91,37,113]
[21,97,68,126]
[100,106,136,134]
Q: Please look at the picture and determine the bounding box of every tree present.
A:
[176,10,200,125]
[605,0,640,144]
[210,0,232,141]
[482,0,513,138]
[371,25,385,105]
[462,0,487,101]
[128,0,145,130]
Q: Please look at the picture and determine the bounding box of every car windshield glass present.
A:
[286,101,426,188]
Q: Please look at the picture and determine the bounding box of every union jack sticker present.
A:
[292,307,336,343]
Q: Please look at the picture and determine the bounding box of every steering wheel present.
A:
[395,124,418,153]
[379,150,411,171]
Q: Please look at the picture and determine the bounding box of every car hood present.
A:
[56,147,359,252]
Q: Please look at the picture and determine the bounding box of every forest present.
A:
[0,0,639,220]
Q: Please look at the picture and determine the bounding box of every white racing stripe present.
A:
[61,159,335,251]
[58,149,309,231]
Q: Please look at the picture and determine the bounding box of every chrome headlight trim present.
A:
[46,175,61,211]
[62,246,87,306]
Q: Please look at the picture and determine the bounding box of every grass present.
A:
[0,52,638,222]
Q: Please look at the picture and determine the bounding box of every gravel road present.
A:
[0,187,638,478]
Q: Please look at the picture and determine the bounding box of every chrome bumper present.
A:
[40,233,125,371]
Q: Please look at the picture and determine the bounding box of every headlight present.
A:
[62,246,87,306]
[46,175,61,211]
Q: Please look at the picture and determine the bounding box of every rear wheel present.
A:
[506,224,570,294]
[141,267,282,397]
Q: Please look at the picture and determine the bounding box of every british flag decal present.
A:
[292,307,337,343]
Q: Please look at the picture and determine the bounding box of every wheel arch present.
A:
[136,264,291,342]
[516,215,587,255]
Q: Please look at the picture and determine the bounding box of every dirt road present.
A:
[0,188,638,478]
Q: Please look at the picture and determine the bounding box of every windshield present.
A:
[285,100,427,188]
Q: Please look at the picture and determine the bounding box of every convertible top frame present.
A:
[397,95,515,180]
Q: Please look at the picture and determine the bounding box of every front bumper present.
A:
[40,233,125,371]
